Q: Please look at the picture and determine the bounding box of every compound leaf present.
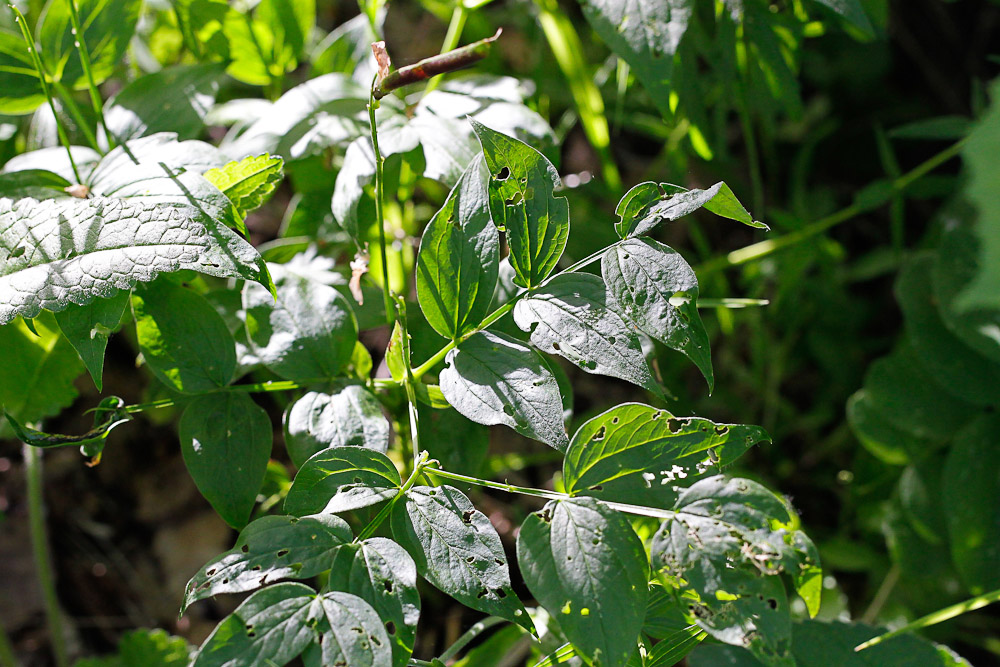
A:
[283,386,390,467]
[284,447,401,516]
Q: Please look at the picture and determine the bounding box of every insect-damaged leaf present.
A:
[416,156,499,341]
[327,538,421,667]
[180,393,272,529]
[183,513,352,611]
[5,395,130,464]
[390,485,534,633]
[283,386,390,467]
[517,497,649,666]
[54,290,130,392]
[614,181,764,239]
[651,476,821,666]
[602,238,713,391]
[439,330,568,450]
[563,403,768,509]
[513,273,661,395]
[285,447,401,516]
[192,583,391,667]
[470,120,568,289]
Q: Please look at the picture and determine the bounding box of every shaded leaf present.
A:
[54,290,130,391]
[615,180,762,239]
[284,447,401,516]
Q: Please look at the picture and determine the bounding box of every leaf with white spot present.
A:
[284,447,401,516]
[283,386,389,467]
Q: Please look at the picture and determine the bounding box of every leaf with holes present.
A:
[284,447,401,516]
[470,120,568,289]
[327,538,421,667]
[602,238,713,391]
[513,273,661,395]
[283,386,390,467]
[439,330,568,450]
[183,514,352,612]
[180,393,272,528]
[614,181,764,239]
[416,156,499,341]
[193,583,391,667]
[54,290,130,392]
[563,403,769,510]
[390,485,534,633]
[517,497,649,666]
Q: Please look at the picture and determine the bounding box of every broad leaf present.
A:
[563,403,768,509]
[1,145,100,181]
[284,447,401,516]
[54,290,130,391]
[517,497,649,666]
[183,513,352,611]
[439,330,568,450]
[327,538,421,667]
[180,393,272,528]
[38,0,140,89]
[243,271,358,380]
[0,169,71,199]
[391,485,533,633]
[193,583,391,667]
[132,280,236,394]
[934,224,1000,363]
[0,31,45,114]
[283,387,390,467]
[416,156,499,340]
[204,154,284,223]
[513,273,660,395]
[845,390,925,466]
[614,181,763,239]
[471,120,569,288]
[602,238,713,390]
[810,0,874,35]
[943,414,1000,594]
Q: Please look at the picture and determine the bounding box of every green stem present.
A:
[51,79,100,152]
[8,4,81,182]
[697,298,769,309]
[422,3,468,97]
[356,451,428,542]
[124,378,330,414]
[438,616,507,662]
[394,298,422,472]
[24,445,69,667]
[0,617,16,667]
[856,584,1000,652]
[368,86,395,327]
[737,94,764,215]
[697,137,968,276]
[65,0,110,147]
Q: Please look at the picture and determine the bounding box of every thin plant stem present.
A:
[0,617,16,667]
[24,445,69,667]
[65,0,111,147]
[368,85,395,327]
[438,616,507,662]
[394,298,422,472]
[422,3,468,97]
[123,378,331,414]
[860,564,900,624]
[8,4,82,182]
[737,94,764,215]
[51,79,99,151]
[355,451,428,542]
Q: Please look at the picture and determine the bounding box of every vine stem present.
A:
[438,615,506,662]
[355,451,428,542]
[368,84,395,327]
[65,0,110,147]
[24,445,70,667]
[421,2,468,98]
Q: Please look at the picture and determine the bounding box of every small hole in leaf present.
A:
[222,578,229,584]
[351,626,364,634]
[495,588,507,598]
[477,589,489,598]
[277,549,289,557]
[611,417,619,424]
[251,565,261,571]
[495,166,510,180]
[552,342,561,351]
[385,621,396,635]
[353,477,362,483]
[206,568,216,576]
[593,425,606,441]
[466,556,476,564]
[462,510,474,524]
[767,598,778,610]
[384,580,394,592]
[495,558,504,566]
[370,634,381,646]
[241,544,249,553]
[667,418,683,433]
[588,485,603,492]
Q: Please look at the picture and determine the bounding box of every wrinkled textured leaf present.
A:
[602,238,713,390]
[416,156,499,340]
[514,273,660,394]
[180,393,272,528]
[564,403,768,509]
[439,330,568,450]
[54,290,130,391]
[284,447,401,516]
[471,120,568,289]
[132,280,236,394]
[184,513,352,611]
[38,0,140,89]
[204,154,284,223]
[614,181,763,239]
[391,485,533,632]
[517,497,648,666]
[327,538,421,667]
[283,387,390,467]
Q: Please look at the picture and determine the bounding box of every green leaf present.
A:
[0,313,84,437]
[439,330,568,450]
[418,406,488,476]
[517,497,649,666]
[180,392,272,528]
[193,583,392,667]
[5,395,129,463]
[0,168,71,199]
[810,0,874,35]
[0,31,45,114]
[204,154,284,224]
[283,387,390,468]
[386,321,407,383]
[943,414,1000,594]
[243,271,358,380]
[132,280,236,394]
[513,273,660,395]
[284,447,401,516]
[183,513,352,611]
[391,485,533,633]
[470,120,569,289]
[256,0,315,71]
[104,63,226,142]
[845,390,921,466]
[54,290,130,391]
[327,538,421,667]
[74,628,194,667]
[578,0,690,119]
[889,116,972,141]
[563,403,768,509]
[38,0,140,89]
[416,156,499,340]
[602,238,713,391]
